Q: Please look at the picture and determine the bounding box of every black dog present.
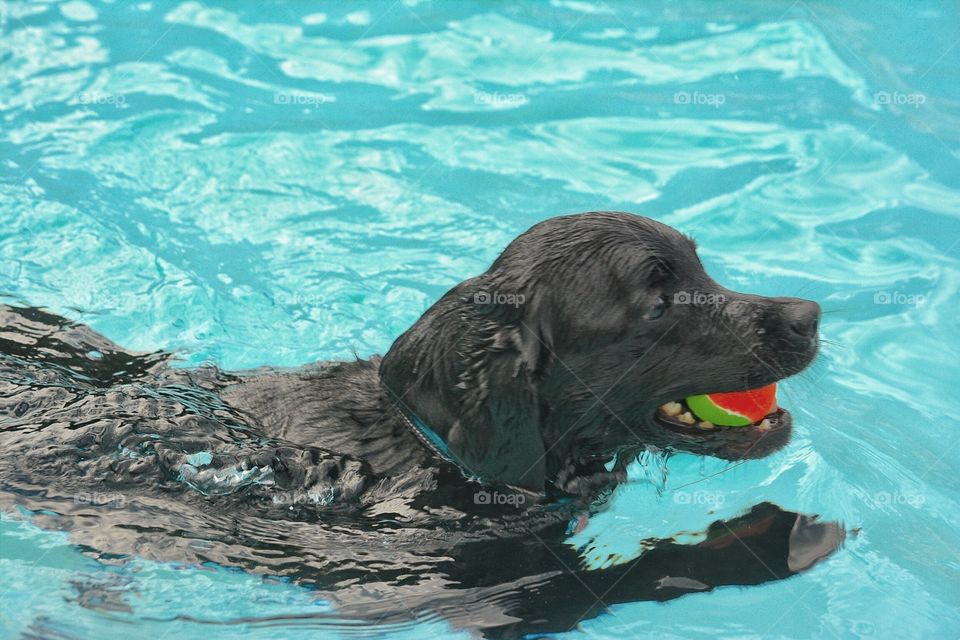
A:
[0,212,839,638]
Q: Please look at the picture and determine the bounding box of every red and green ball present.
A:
[685,384,777,427]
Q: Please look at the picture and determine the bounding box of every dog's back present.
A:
[221,359,430,479]
[0,305,427,512]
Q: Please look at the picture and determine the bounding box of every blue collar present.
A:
[393,404,543,501]
[395,406,482,483]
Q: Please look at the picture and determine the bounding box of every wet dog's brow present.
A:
[647,260,674,285]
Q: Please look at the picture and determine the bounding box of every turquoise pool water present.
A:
[2,1,959,637]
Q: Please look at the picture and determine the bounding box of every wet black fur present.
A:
[0,212,836,638]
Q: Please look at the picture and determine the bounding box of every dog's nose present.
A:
[781,298,821,337]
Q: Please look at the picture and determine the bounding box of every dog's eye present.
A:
[643,295,667,320]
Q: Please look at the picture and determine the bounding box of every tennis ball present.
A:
[685,384,777,427]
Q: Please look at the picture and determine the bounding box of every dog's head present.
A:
[380,212,819,492]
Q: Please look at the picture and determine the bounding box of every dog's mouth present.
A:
[654,397,786,434]
[650,385,792,460]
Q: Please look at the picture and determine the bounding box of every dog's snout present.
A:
[750,296,821,378]
[781,298,820,337]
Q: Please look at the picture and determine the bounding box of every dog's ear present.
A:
[437,284,553,492]
[515,293,554,378]
[470,279,556,377]
[380,279,554,493]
